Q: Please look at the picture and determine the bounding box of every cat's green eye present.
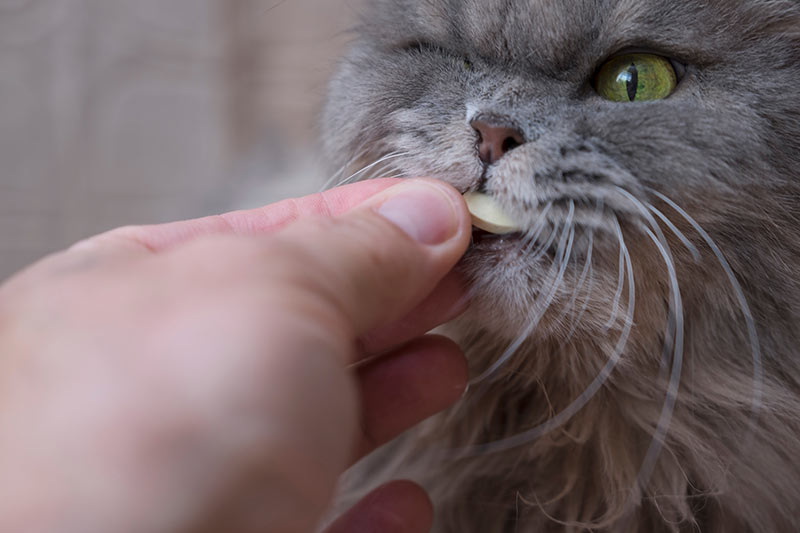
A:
[596,53,677,102]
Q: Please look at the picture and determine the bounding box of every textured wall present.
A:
[0,0,359,279]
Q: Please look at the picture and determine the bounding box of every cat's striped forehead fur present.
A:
[323,1,800,531]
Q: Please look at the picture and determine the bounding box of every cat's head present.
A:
[323,0,800,352]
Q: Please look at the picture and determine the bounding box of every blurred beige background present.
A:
[0,0,361,279]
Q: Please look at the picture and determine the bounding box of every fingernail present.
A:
[376,181,460,245]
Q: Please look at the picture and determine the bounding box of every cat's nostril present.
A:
[501,136,522,153]
[470,118,526,165]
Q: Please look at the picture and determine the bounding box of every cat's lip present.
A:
[470,228,524,249]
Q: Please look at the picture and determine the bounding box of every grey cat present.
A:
[321,1,800,531]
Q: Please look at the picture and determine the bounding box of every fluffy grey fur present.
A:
[321,1,800,531]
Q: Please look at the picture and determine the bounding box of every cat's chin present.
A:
[456,257,563,341]
[457,226,613,342]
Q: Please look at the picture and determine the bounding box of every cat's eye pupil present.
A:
[596,53,677,103]
[625,63,639,101]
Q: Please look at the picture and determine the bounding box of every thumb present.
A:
[269,178,472,347]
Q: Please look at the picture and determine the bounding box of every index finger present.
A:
[103,178,403,253]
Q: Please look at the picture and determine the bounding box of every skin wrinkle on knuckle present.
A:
[88,226,160,255]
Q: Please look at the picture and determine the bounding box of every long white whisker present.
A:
[633,225,684,494]
[318,146,370,191]
[614,187,671,245]
[605,229,627,330]
[471,202,576,385]
[464,212,551,304]
[327,151,408,190]
[463,202,559,310]
[560,200,604,342]
[528,224,560,262]
[554,229,594,329]
[648,188,763,443]
[520,203,554,252]
[615,188,686,381]
[560,260,595,348]
[460,215,634,456]
[648,204,702,262]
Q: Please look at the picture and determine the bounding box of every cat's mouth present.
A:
[470,228,525,251]
[469,226,568,263]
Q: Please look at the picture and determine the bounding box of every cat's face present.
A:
[323,0,800,344]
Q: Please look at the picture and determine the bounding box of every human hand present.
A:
[0,178,472,533]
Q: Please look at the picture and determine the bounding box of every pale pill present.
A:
[463,192,520,234]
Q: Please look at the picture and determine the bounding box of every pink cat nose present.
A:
[471,117,526,165]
